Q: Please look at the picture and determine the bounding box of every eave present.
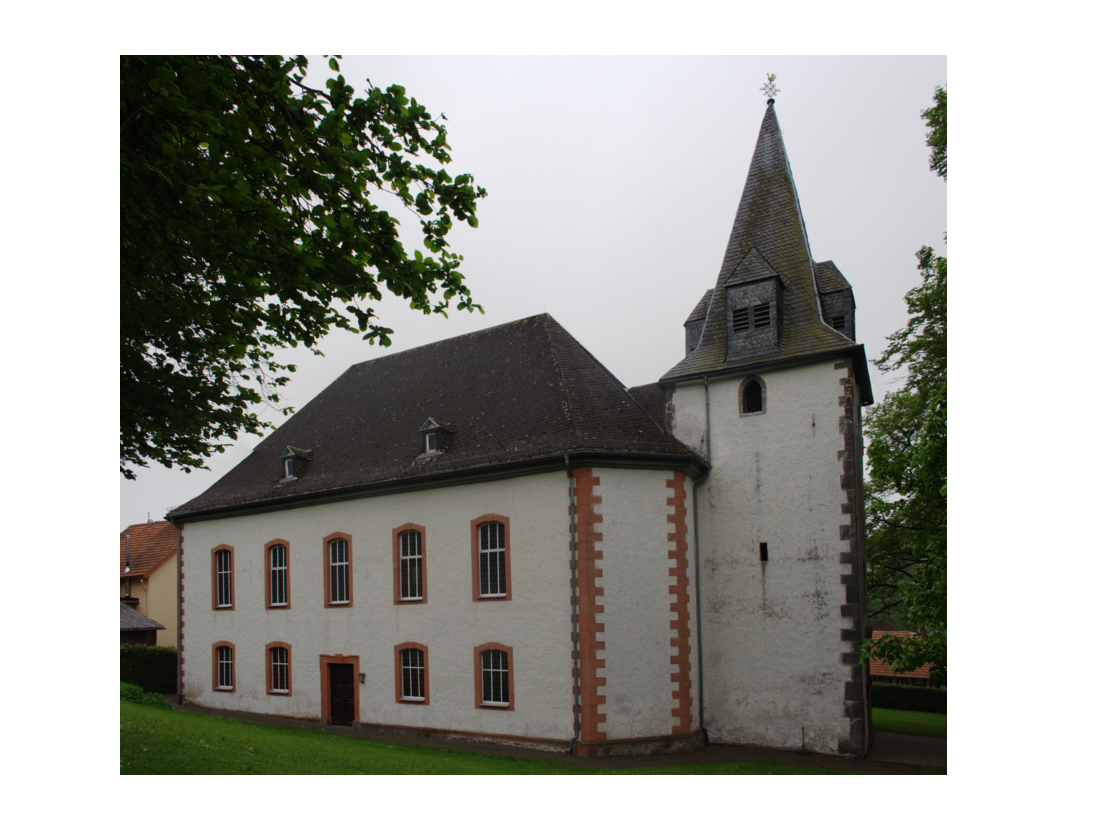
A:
[168,449,709,524]
[659,343,874,406]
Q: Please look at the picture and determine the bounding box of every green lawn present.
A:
[872,707,946,739]
[120,702,854,775]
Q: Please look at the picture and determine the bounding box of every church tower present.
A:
[661,96,874,756]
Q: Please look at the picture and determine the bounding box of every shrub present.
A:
[121,681,171,708]
[120,645,177,694]
[871,682,946,714]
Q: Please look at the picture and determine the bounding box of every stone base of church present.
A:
[573,728,706,758]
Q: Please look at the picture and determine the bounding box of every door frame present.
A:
[319,654,360,726]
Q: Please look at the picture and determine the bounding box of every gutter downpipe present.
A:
[565,455,581,755]
[692,376,712,741]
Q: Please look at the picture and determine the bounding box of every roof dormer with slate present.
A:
[279,445,313,482]
[663,99,872,403]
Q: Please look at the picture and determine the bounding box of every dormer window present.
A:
[279,446,313,482]
[831,315,845,331]
[418,418,451,458]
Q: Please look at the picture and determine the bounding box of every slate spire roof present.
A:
[171,314,703,520]
[662,100,870,393]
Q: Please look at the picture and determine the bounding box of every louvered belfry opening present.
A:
[732,307,750,333]
[743,379,763,413]
[753,303,770,329]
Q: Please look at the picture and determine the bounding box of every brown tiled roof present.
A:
[868,631,936,680]
[661,101,870,396]
[171,314,703,520]
[120,520,178,579]
[627,383,666,426]
[120,601,165,631]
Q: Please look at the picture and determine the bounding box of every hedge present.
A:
[120,645,177,694]
[871,682,946,714]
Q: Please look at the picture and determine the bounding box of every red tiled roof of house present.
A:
[868,630,935,680]
[120,520,178,579]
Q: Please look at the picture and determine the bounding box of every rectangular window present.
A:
[401,648,426,701]
[479,522,506,597]
[831,315,845,330]
[269,544,288,606]
[216,645,234,690]
[732,306,750,333]
[400,531,423,600]
[330,539,349,604]
[481,649,509,705]
[214,548,233,608]
[753,303,770,329]
[424,432,437,453]
[271,647,289,693]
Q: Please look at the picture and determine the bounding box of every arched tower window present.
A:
[740,376,766,415]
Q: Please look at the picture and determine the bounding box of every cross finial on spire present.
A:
[760,73,780,102]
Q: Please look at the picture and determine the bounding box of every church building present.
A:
[169,97,874,757]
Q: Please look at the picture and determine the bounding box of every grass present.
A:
[872,707,946,739]
[120,702,856,775]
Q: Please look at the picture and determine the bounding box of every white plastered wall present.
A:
[671,359,854,753]
[595,468,697,740]
[181,471,576,743]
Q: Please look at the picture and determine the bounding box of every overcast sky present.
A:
[120,56,946,531]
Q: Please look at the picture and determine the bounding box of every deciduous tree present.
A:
[860,85,947,683]
[121,55,486,479]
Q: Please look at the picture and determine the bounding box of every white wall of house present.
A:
[671,359,855,754]
[594,468,697,740]
[182,471,578,743]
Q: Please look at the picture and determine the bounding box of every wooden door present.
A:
[329,663,355,726]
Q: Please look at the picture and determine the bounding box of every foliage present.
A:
[871,707,946,738]
[121,56,486,479]
[861,85,947,682]
[861,246,947,682]
[120,644,178,693]
[871,684,947,715]
[922,85,946,179]
[119,703,853,775]
[122,681,173,708]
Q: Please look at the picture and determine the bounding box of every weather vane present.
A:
[760,73,780,100]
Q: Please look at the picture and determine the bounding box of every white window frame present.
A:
[215,549,233,608]
[480,649,509,706]
[424,432,438,453]
[329,539,349,604]
[284,457,295,479]
[400,647,426,702]
[269,544,288,606]
[216,646,234,690]
[478,522,507,597]
[400,531,423,601]
[270,646,289,693]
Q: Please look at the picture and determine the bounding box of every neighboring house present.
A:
[121,602,165,646]
[868,631,943,688]
[120,521,179,647]
[168,98,874,757]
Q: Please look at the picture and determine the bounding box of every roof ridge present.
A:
[348,313,551,371]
